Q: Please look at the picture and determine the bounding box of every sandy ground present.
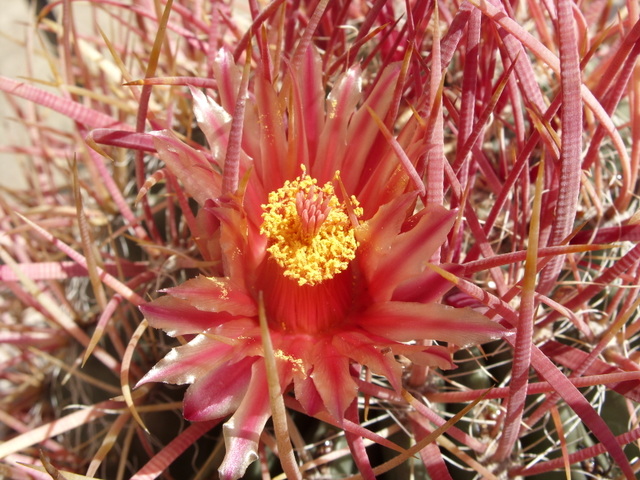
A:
[0,2,45,189]
[0,2,250,191]
[0,2,121,192]
[0,2,79,190]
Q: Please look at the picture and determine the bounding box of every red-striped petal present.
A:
[165,275,257,316]
[359,301,505,347]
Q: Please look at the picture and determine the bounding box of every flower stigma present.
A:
[260,168,362,286]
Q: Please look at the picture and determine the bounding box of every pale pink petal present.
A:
[140,296,235,336]
[190,86,231,162]
[211,48,241,116]
[184,356,256,421]
[151,129,222,206]
[359,301,505,347]
[310,339,358,421]
[165,275,257,316]
[137,335,236,386]
[219,361,272,480]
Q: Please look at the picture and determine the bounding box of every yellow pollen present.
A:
[260,169,362,286]
[275,349,307,375]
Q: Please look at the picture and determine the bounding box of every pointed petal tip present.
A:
[218,445,259,480]
[361,301,506,347]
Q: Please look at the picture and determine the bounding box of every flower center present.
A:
[260,169,361,286]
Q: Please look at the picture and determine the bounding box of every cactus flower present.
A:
[137,46,505,479]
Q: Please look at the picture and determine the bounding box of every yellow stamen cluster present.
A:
[261,171,362,286]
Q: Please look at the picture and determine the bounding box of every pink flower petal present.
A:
[190,86,231,162]
[356,192,417,279]
[315,66,362,183]
[359,301,505,347]
[211,48,241,116]
[137,335,236,386]
[205,201,256,283]
[343,63,402,193]
[293,373,324,416]
[310,339,358,421]
[368,205,457,301]
[140,296,235,336]
[402,345,456,370]
[296,46,325,169]
[252,75,289,192]
[165,275,257,316]
[392,264,463,303]
[183,356,256,421]
[385,343,454,369]
[218,360,272,480]
[151,130,222,206]
[333,331,403,391]
[195,207,222,262]
[212,317,262,339]
[275,335,324,415]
